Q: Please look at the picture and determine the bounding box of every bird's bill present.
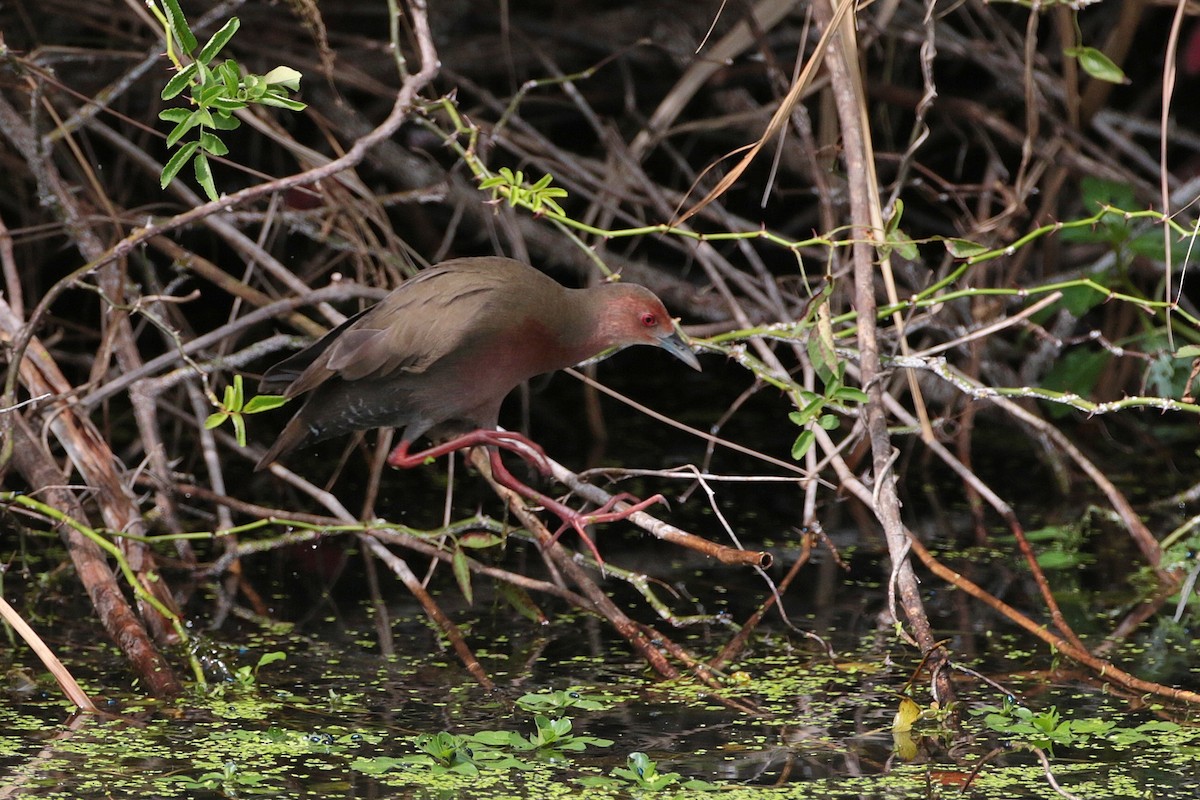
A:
[658,325,702,371]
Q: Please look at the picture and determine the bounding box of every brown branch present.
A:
[709,527,814,671]
[526,435,773,568]
[0,596,97,712]
[2,0,441,455]
[0,90,181,644]
[9,414,181,697]
[907,534,1200,705]
[78,284,384,411]
[898,356,1167,574]
[153,478,593,606]
[813,0,953,705]
[147,237,328,338]
[875,389,1090,654]
[470,448,685,680]
[359,533,494,690]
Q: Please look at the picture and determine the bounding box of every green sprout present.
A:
[148,0,307,199]
[479,168,568,216]
[205,375,288,447]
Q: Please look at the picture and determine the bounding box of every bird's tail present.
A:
[254,414,311,471]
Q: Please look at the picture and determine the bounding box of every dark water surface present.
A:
[3,527,1199,799]
[5,361,1200,797]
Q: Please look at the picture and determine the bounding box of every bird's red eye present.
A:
[640,312,657,328]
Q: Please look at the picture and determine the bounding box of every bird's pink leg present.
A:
[484,449,666,565]
[385,430,665,564]
[386,430,551,472]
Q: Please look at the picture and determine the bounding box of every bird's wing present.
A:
[283,265,506,396]
[258,307,370,393]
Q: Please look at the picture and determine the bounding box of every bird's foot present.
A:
[387,431,661,567]
[483,449,666,566]
[386,430,551,473]
[548,492,665,543]
[545,492,667,565]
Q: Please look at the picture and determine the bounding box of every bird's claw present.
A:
[546,492,668,565]
[481,431,552,474]
[385,429,552,473]
[390,430,666,567]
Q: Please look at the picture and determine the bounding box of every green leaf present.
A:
[160,140,200,187]
[161,63,198,100]
[255,651,286,670]
[883,203,916,256]
[457,531,503,549]
[197,17,240,65]
[1129,227,1196,264]
[621,752,666,785]
[230,374,245,408]
[161,0,198,54]
[1059,284,1104,317]
[158,108,191,123]
[578,735,614,747]
[533,715,572,744]
[516,689,607,712]
[204,412,228,430]
[232,413,247,447]
[884,198,904,235]
[807,299,839,384]
[208,96,248,113]
[351,756,408,775]
[207,112,242,131]
[242,74,265,100]
[257,93,307,112]
[830,385,868,404]
[262,65,302,89]
[799,395,825,419]
[1035,549,1085,570]
[452,547,472,604]
[1041,348,1108,418]
[1175,345,1200,359]
[1023,525,1072,543]
[539,197,566,216]
[467,730,514,747]
[797,389,821,406]
[497,582,545,623]
[194,152,218,201]
[243,394,289,413]
[198,82,230,107]
[164,111,202,148]
[1080,175,1135,211]
[944,237,988,258]
[1064,46,1128,85]
[191,59,215,92]
[199,131,228,156]
[818,413,839,430]
[791,430,814,460]
[218,60,241,94]
[884,226,919,260]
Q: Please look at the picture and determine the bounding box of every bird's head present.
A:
[585,284,702,370]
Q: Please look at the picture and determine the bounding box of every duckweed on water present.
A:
[4,608,1200,799]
